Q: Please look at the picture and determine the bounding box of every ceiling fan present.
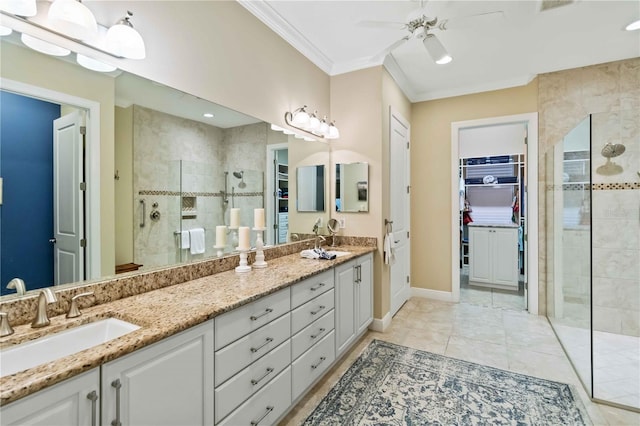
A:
[359,1,503,64]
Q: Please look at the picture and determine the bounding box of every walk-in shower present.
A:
[545,108,640,411]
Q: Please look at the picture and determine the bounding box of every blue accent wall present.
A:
[1,91,60,295]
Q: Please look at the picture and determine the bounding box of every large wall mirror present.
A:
[0,37,329,298]
[296,165,325,212]
[336,162,369,212]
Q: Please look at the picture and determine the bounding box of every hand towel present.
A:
[189,228,205,255]
[459,177,465,211]
[179,231,190,249]
[300,249,320,259]
[383,232,396,265]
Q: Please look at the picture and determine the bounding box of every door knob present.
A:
[49,238,56,244]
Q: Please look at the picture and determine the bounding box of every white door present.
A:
[389,109,411,316]
[53,112,84,286]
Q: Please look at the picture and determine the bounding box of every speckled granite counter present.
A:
[0,246,375,406]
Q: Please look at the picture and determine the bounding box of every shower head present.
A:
[233,171,246,188]
[233,171,243,179]
[601,142,626,158]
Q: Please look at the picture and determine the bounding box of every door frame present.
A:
[265,143,287,246]
[1,77,101,280]
[451,112,539,314]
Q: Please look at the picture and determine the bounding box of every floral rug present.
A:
[303,339,591,425]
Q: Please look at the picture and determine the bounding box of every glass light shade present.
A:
[77,54,117,72]
[0,0,37,16]
[270,123,284,132]
[291,108,310,127]
[327,124,340,139]
[308,114,320,132]
[626,19,640,31]
[21,33,70,56]
[0,26,12,36]
[106,22,146,59]
[48,0,98,41]
[318,119,329,136]
[423,34,452,65]
[303,136,316,142]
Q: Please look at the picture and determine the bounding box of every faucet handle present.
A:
[0,312,14,337]
[66,292,94,319]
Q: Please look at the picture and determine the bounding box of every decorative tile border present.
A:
[138,189,264,197]
[592,182,640,190]
[546,182,639,191]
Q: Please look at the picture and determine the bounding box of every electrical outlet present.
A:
[339,218,346,229]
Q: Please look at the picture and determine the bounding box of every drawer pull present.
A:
[310,305,326,315]
[87,390,98,426]
[250,406,274,425]
[310,282,326,291]
[250,308,273,321]
[250,367,274,385]
[310,328,326,339]
[250,337,274,353]
[311,356,327,370]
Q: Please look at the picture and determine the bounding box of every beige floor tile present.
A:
[444,335,509,370]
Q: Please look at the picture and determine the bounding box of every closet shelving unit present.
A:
[276,162,289,244]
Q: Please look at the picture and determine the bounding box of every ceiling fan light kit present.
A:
[423,33,452,64]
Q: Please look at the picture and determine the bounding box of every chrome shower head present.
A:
[233,171,243,179]
[601,142,626,158]
[233,171,246,188]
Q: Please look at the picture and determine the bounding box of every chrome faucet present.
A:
[315,235,326,250]
[32,288,58,328]
[6,278,26,296]
[0,312,14,337]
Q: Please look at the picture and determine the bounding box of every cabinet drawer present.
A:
[291,309,334,360]
[291,330,335,401]
[291,288,334,334]
[215,340,291,423]
[215,313,291,386]
[215,287,290,350]
[218,367,292,426]
[291,269,334,309]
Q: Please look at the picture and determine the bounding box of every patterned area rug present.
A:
[304,340,591,425]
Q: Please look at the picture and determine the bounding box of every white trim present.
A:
[369,313,392,332]
[411,287,455,302]
[451,112,539,314]
[1,78,102,280]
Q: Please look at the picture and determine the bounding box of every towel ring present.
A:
[384,219,393,234]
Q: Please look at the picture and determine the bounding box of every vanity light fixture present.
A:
[48,0,97,41]
[282,105,340,141]
[626,18,640,31]
[0,25,11,35]
[106,11,146,59]
[21,32,70,56]
[0,0,37,17]
[76,53,117,72]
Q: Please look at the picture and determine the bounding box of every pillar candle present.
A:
[230,208,240,228]
[238,226,250,250]
[216,225,227,247]
[254,208,265,228]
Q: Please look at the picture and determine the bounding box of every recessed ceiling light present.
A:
[203,113,214,118]
[625,19,640,31]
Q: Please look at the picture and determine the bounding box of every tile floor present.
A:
[280,297,640,425]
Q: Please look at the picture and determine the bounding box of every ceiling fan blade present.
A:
[438,10,504,31]
[357,20,408,31]
[372,36,410,62]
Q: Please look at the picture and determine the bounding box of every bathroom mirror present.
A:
[0,37,329,298]
[335,162,369,212]
[296,165,326,212]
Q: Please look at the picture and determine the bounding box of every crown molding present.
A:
[410,74,537,102]
[238,0,334,74]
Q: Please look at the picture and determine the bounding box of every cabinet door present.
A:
[492,227,519,288]
[356,254,373,335]
[101,321,214,426]
[334,260,356,357]
[469,227,491,283]
[1,369,99,426]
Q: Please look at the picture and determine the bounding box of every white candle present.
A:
[216,225,227,247]
[238,226,250,250]
[230,208,240,228]
[254,208,265,228]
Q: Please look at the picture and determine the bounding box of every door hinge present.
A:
[406,141,410,149]
[80,182,86,191]
[80,238,86,248]
[407,185,410,194]
[406,231,409,238]
[80,126,86,135]
[406,276,410,283]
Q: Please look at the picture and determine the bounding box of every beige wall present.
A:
[114,106,134,265]
[410,81,538,293]
[1,41,116,276]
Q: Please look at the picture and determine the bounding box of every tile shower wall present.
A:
[133,105,267,269]
[539,58,640,317]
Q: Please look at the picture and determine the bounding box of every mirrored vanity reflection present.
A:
[336,163,369,212]
[296,165,325,212]
[0,37,329,298]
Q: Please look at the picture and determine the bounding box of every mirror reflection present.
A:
[0,38,329,298]
[336,162,369,212]
[296,165,325,212]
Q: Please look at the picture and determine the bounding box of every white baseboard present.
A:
[411,287,454,302]
[369,312,392,332]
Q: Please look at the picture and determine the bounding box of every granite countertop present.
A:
[467,223,520,228]
[0,246,375,406]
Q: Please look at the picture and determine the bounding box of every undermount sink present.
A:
[0,318,140,378]
[326,250,351,257]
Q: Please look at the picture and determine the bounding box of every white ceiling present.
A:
[240,0,640,102]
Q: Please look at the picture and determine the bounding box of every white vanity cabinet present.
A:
[0,369,100,426]
[335,253,373,358]
[468,225,519,290]
[101,320,214,426]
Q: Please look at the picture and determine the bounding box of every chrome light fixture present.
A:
[282,106,340,141]
[423,34,452,65]
[106,11,146,59]
[48,0,97,40]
